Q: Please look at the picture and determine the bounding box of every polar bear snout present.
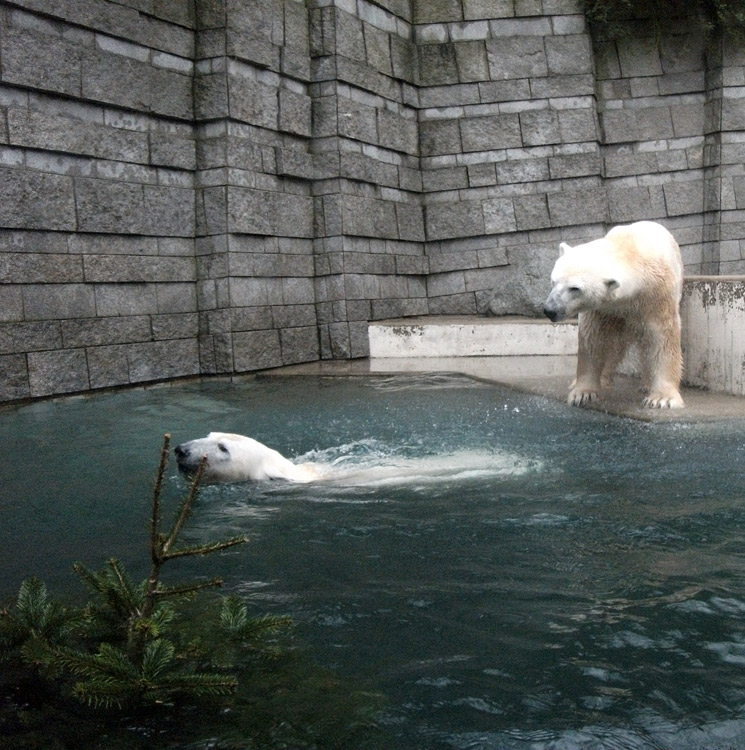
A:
[174,440,210,475]
[174,441,194,473]
[543,292,566,323]
[174,442,192,463]
[543,304,562,323]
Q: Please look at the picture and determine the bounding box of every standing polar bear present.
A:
[543,221,684,409]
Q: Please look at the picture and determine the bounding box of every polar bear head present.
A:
[174,432,319,483]
[543,239,625,323]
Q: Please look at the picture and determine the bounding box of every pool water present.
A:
[3,373,745,749]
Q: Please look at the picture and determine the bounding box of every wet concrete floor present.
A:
[263,356,745,424]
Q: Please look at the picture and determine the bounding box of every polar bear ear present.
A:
[605,279,620,292]
[559,242,572,256]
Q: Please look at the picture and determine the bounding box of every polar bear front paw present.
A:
[568,387,598,407]
[642,391,685,409]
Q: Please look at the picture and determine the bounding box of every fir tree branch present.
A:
[72,562,101,593]
[53,642,139,682]
[161,535,249,562]
[150,434,171,564]
[147,672,238,695]
[106,559,140,611]
[161,455,207,558]
[152,578,225,599]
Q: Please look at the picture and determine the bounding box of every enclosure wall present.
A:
[0,0,744,400]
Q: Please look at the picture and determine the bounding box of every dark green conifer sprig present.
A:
[0,434,285,710]
[0,577,83,679]
[0,434,384,748]
[0,577,79,651]
[53,639,239,709]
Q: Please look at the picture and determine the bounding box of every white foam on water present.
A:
[292,439,543,488]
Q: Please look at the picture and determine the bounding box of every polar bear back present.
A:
[604,220,683,299]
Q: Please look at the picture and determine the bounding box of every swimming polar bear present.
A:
[174,432,321,484]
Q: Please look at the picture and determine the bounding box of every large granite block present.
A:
[23,284,96,320]
[413,0,463,24]
[485,36,548,80]
[482,197,517,233]
[28,348,89,396]
[150,132,198,170]
[545,34,593,75]
[279,87,312,137]
[0,286,24,322]
[0,354,30,401]
[616,36,663,78]
[8,108,149,163]
[0,167,76,231]
[0,253,82,284]
[426,200,485,241]
[664,180,704,216]
[228,75,278,129]
[548,187,609,226]
[606,185,660,223]
[378,109,418,155]
[461,113,522,152]
[143,186,196,237]
[418,43,459,86]
[280,325,320,364]
[82,49,193,120]
[233,329,282,370]
[5,321,61,352]
[1,27,85,98]
[93,283,159,316]
[75,179,145,234]
[420,119,462,156]
[396,202,426,242]
[520,109,562,146]
[126,339,200,382]
[61,317,152,347]
[83,255,196,283]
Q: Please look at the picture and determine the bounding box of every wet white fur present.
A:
[175,432,321,483]
[544,221,684,409]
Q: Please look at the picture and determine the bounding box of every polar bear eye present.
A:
[568,286,581,294]
[217,443,230,454]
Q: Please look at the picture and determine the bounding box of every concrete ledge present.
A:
[368,277,745,400]
[682,276,745,397]
[368,315,578,358]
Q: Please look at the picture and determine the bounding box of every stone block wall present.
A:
[594,13,708,268]
[0,0,743,402]
[309,0,427,359]
[705,36,745,273]
[193,0,318,376]
[0,0,199,401]
[415,0,602,316]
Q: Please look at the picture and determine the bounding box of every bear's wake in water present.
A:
[175,433,542,486]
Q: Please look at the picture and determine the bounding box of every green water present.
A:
[3,374,745,749]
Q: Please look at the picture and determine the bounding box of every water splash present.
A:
[292,439,543,488]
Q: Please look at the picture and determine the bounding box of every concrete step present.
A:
[368,315,578,358]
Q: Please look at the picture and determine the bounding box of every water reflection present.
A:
[2,374,745,748]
